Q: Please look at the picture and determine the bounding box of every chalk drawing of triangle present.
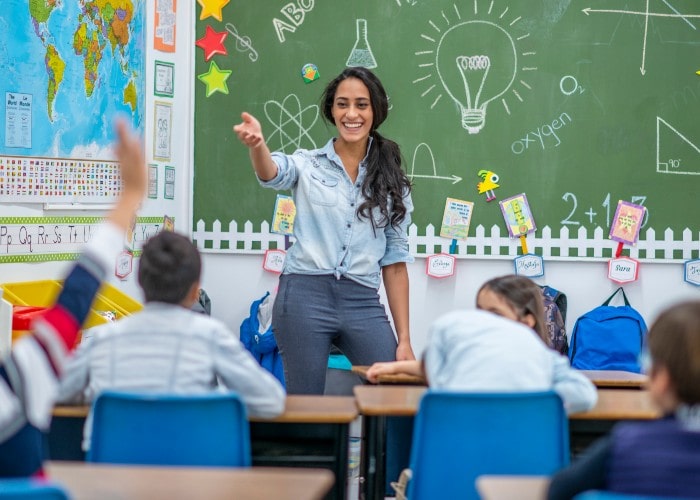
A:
[656,116,700,175]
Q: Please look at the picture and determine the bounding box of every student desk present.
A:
[249,395,357,500]
[50,395,357,500]
[476,475,549,500]
[579,370,648,389]
[46,461,334,500]
[353,386,660,500]
[568,387,662,455]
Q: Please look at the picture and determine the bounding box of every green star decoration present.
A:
[198,61,232,97]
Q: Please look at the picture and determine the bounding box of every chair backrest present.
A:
[87,391,251,467]
[406,391,570,500]
[0,479,69,499]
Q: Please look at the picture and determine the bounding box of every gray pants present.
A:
[272,273,398,394]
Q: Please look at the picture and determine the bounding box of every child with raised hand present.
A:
[0,119,147,477]
[548,300,700,499]
[367,275,597,414]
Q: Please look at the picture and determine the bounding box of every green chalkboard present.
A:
[193,0,700,259]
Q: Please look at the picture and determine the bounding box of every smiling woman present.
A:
[232,67,416,395]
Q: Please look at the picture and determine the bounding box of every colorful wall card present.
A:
[163,215,175,231]
[154,0,177,52]
[609,200,646,246]
[608,256,640,284]
[148,164,158,199]
[271,194,296,235]
[514,254,544,278]
[153,101,172,161]
[5,92,32,148]
[164,166,175,200]
[263,249,286,273]
[440,198,474,240]
[154,61,175,97]
[115,250,134,280]
[426,253,455,279]
[685,259,700,286]
[499,193,536,237]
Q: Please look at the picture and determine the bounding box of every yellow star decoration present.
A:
[198,61,232,97]
[197,0,230,22]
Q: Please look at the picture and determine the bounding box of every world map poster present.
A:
[0,0,145,203]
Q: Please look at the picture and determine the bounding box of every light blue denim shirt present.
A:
[261,138,414,289]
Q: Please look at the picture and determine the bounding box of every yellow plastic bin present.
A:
[1,280,142,343]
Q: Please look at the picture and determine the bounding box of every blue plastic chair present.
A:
[87,391,251,467]
[406,391,570,500]
[575,491,673,500]
[0,479,69,499]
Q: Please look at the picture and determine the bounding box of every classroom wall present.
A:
[200,253,698,357]
[2,3,697,358]
[1,1,193,304]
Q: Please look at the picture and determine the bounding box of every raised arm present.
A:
[233,112,278,181]
[0,120,146,477]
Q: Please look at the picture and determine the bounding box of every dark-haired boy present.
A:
[57,230,286,451]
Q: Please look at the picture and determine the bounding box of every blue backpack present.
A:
[568,287,647,373]
[239,292,285,388]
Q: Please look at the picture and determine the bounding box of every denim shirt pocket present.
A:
[309,171,339,206]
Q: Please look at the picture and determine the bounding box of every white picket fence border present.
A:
[193,220,700,263]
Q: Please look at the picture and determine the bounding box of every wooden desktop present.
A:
[46,461,334,500]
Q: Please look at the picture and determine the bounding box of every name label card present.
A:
[426,253,455,279]
[608,257,640,284]
[514,254,544,278]
[684,259,700,286]
[263,249,286,273]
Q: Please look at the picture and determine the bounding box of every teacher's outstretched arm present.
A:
[233,112,278,181]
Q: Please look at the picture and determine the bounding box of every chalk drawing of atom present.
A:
[264,94,319,152]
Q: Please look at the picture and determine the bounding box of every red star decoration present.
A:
[195,25,228,62]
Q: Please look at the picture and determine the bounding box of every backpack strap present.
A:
[602,287,630,307]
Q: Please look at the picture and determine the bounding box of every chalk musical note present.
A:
[225,23,258,62]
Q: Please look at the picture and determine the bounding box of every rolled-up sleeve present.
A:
[379,189,415,267]
[260,152,300,191]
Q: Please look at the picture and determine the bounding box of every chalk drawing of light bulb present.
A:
[436,21,516,134]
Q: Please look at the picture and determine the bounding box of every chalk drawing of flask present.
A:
[346,19,377,69]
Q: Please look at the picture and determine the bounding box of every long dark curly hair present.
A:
[321,67,412,231]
